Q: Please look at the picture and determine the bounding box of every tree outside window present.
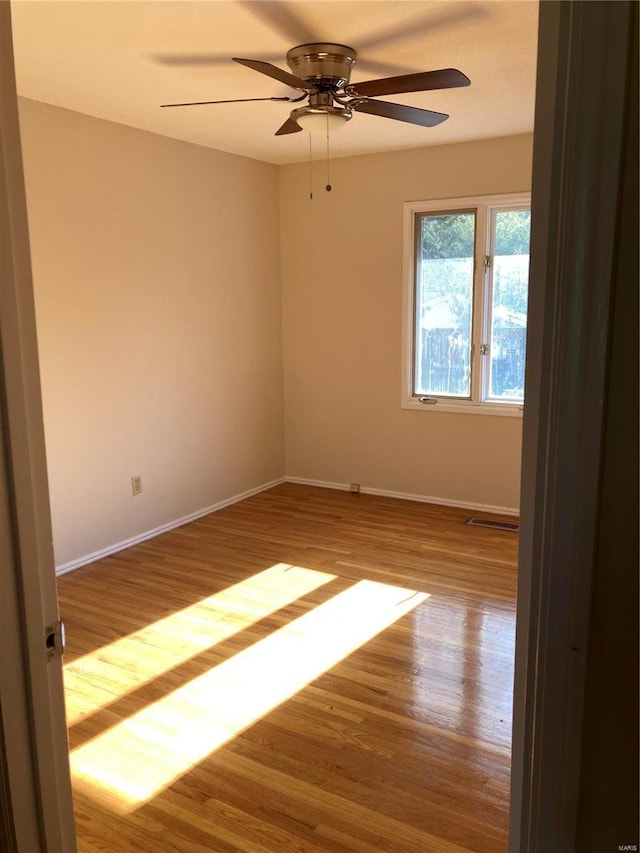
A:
[405,194,531,413]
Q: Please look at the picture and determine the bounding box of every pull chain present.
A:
[325,112,332,192]
[308,133,313,200]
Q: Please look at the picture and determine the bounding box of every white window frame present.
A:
[401,192,531,416]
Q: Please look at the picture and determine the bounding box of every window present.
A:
[402,193,531,415]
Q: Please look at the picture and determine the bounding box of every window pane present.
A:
[488,210,530,402]
[415,212,475,397]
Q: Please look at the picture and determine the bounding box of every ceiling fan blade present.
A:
[355,58,416,78]
[233,57,315,91]
[275,117,303,136]
[353,100,449,128]
[152,52,230,66]
[350,68,470,98]
[357,5,485,52]
[161,96,291,108]
[236,1,317,45]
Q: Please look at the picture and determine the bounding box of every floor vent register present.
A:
[466,517,520,532]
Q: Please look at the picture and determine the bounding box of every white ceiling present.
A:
[11,0,539,165]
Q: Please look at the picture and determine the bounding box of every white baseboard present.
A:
[284,476,520,516]
[55,477,286,577]
[283,477,353,493]
[56,475,518,576]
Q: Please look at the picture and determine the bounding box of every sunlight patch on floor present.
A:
[70,579,428,813]
[64,563,335,725]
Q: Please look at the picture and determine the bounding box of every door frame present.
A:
[0,3,76,850]
[509,1,636,850]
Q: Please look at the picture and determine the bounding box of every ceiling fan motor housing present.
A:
[286,43,357,89]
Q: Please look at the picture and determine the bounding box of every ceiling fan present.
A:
[160,43,470,136]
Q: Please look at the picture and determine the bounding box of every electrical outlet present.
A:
[131,475,142,496]
[349,483,360,493]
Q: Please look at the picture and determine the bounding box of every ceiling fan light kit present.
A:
[295,107,351,134]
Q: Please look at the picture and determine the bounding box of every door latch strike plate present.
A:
[45,620,65,661]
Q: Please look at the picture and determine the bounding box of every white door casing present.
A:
[0,3,76,850]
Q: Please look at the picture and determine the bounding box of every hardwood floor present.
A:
[57,484,518,853]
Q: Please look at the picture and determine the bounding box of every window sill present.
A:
[402,398,524,417]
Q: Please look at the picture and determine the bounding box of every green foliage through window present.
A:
[421,212,475,260]
[412,201,531,405]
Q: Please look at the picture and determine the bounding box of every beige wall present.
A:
[279,134,533,510]
[20,111,532,569]
[18,99,284,568]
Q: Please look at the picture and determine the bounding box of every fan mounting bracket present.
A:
[286,43,357,89]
